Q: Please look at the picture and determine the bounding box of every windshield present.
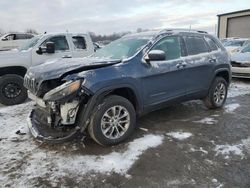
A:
[224,40,245,47]
[92,36,151,60]
[241,44,250,53]
[19,35,41,51]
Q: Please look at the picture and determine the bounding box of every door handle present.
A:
[176,62,187,69]
[62,55,72,58]
[209,58,216,63]
[182,62,187,67]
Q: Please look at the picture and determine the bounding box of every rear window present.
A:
[185,36,209,55]
[72,36,87,50]
[205,37,218,51]
[15,34,33,40]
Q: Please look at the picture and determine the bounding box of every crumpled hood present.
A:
[231,52,250,62]
[26,57,122,82]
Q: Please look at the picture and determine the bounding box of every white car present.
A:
[224,38,250,54]
[231,44,250,78]
[0,33,34,51]
[0,32,95,105]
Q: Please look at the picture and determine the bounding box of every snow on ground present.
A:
[0,80,250,186]
[193,117,218,125]
[0,102,164,187]
[166,131,192,140]
[228,81,250,98]
[224,103,240,113]
[0,102,33,138]
[214,137,250,159]
[190,147,208,155]
[0,134,163,187]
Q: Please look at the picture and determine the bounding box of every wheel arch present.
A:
[214,68,231,84]
[0,66,27,77]
[94,85,143,116]
[77,84,143,133]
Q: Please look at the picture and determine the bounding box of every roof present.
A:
[124,28,208,38]
[217,9,250,17]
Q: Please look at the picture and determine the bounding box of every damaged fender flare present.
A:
[76,84,141,133]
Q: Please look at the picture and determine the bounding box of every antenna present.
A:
[189,25,192,32]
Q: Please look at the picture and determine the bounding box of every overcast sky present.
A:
[0,0,249,35]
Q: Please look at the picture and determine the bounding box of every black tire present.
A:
[0,74,27,106]
[88,95,136,146]
[204,77,228,109]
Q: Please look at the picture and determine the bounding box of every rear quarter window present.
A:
[185,36,209,55]
[205,37,218,51]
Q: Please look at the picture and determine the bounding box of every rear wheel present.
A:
[88,95,136,146]
[204,77,228,109]
[0,74,27,106]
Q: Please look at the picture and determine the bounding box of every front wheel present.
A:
[88,95,136,146]
[0,74,28,106]
[204,77,228,109]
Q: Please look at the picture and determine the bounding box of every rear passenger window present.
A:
[152,36,181,61]
[205,37,218,51]
[16,34,26,40]
[185,36,209,55]
[72,36,86,50]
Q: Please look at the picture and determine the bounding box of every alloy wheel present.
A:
[101,105,130,139]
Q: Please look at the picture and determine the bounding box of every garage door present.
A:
[227,15,250,38]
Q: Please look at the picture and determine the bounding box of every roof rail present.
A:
[159,28,208,34]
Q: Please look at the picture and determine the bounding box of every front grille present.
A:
[232,72,250,78]
[24,75,39,94]
[231,61,250,68]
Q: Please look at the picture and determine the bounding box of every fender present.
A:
[78,84,143,133]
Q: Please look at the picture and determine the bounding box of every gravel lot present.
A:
[0,79,250,188]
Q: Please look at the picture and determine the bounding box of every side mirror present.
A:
[146,50,166,61]
[36,47,43,55]
[46,42,55,54]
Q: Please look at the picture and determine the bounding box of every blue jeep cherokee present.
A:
[24,29,231,146]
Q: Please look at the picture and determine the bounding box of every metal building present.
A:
[217,9,250,39]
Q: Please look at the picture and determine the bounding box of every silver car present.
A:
[231,44,250,78]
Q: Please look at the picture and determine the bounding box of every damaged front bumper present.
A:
[27,110,81,143]
[27,91,88,143]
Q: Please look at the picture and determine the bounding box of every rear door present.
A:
[70,34,92,58]
[142,36,187,107]
[15,34,29,48]
[183,35,214,94]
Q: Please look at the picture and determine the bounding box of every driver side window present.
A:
[5,34,15,41]
[152,36,181,61]
[41,36,69,51]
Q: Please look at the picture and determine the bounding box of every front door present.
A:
[32,35,72,66]
[141,36,187,107]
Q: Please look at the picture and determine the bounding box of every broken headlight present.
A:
[43,80,81,101]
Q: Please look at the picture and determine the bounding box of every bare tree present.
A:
[0,28,5,36]
[88,31,131,43]
[25,28,39,35]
